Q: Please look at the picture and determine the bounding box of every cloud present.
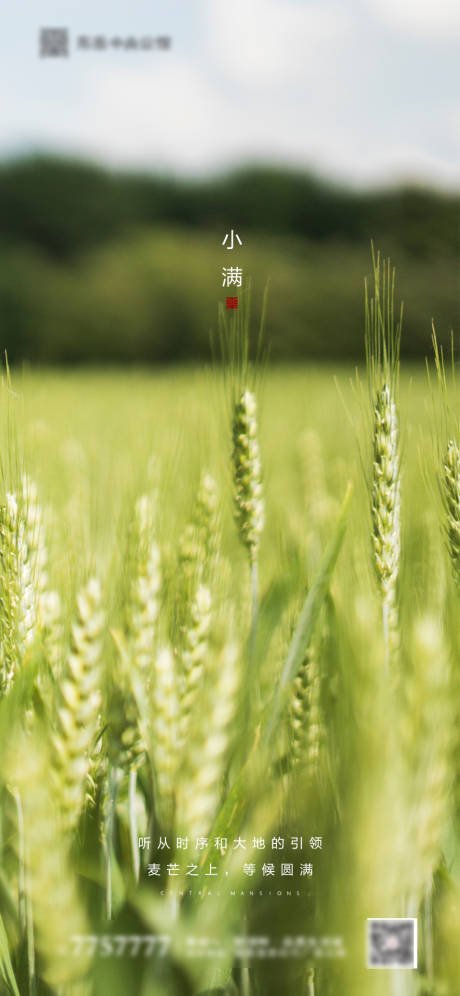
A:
[25,51,456,189]
[66,59,226,171]
[366,0,460,39]
[201,0,352,89]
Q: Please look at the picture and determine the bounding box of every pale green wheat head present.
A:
[8,729,92,990]
[177,582,212,755]
[365,248,403,656]
[442,438,460,590]
[290,639,325,781]
[177,470,218,616]
[176,640,239,841]
[52,577,105,834]
[0,491,36,695]
[232,389,264,563]
[22,476,63,671]
[149,645,179,828]
[401,614,454,903]
[371,383,401,597]
[108,493,161,771]
[129,494,161,674]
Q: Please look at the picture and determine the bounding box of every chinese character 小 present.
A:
[222,230,242,250]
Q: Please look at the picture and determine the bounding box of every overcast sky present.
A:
[1,0,459,187]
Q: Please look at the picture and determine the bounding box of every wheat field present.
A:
[0,260,459,996]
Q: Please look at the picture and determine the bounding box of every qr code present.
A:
[367,918,417,968]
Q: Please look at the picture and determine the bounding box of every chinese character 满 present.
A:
[222,267,243,288]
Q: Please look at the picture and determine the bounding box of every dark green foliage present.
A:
[0,156,457,364]
[0,157,457,259]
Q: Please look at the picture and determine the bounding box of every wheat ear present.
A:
[400,614,453,988]
[442,438,460,590]
[178,582,212,754]
[149,645,179,828]
[109,494,161,773]
[365,249,403,663]
[371,383,401,655]
[232,389,264,660]
[124,494,161,878]
[22,476,48,607]
[178,470,218,588]
[0,492,36,695]
[128,494,161,675]
[298,428,338,567]
[8,729,92,991]
[232,390,264,563]
[176,642,239,841]
[52,578,105,834]
[403,616,453,894]
[290,639,325,780]
[22,476,63,670]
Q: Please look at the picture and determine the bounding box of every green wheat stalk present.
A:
[365,247,403,665]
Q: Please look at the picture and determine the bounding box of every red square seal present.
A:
[226,296,238,309]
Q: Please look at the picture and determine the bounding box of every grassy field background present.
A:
[16,363,438,587]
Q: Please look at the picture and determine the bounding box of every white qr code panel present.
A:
[367,918,417,968]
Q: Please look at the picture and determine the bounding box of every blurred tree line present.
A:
[0,155,458,364]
